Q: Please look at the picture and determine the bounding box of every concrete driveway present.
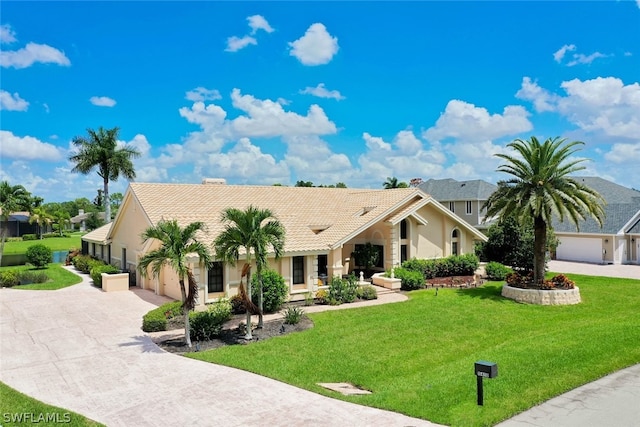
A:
[0,267,439,427]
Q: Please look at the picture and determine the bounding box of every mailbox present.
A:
[475,361,498,378]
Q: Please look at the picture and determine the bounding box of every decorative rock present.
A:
[501,285,581,305]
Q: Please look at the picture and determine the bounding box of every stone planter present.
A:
[501,284,581,305]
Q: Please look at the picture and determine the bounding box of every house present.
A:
[70,209,107,232]
[81,222,112,264]
[418,178,497,229]
[0,211,37,238]
[553,177,640,265]
[88,180,487,306]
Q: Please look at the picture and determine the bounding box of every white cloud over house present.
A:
[0,130,63,161]
[299,83,345,100]
[90,96,116,107]
[0,90,29,111]
[289,23,339,66]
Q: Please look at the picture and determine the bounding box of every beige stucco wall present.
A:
[110,194,150,274]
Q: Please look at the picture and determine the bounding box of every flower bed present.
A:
[502,284,581,305]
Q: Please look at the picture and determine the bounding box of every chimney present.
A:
[202,178,227,185]
[79,209,84,215]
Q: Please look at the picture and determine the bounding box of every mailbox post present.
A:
[474,361,498,406]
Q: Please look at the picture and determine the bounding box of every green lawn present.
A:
[0,381,104,427]
[1,263,83,290]
[2,234,83,255]
[189,273,640,427]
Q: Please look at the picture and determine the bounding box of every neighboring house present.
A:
[418,178,497,229]
[87,180,487,307]
[553,177,640,265]
[71,209,106,231]
[81,222,112,263]
[0,212,37,238]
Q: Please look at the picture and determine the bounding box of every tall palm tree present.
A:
[53,210,71,236]
[0,181,31,266]
[69,127,141,222]
[29,207,52,239]
[483,136,605,284]
[383,176,409,189]
[138,220,212,347]
[213,206,285,338]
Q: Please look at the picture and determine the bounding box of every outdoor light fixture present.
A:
[475,361,498,406]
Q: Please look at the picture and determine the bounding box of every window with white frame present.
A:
[466,201,472,215]
[293,256,305,285]
[449,201,455,213]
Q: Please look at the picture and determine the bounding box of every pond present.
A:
[1,250,69,267]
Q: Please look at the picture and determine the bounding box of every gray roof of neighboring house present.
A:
[71,211,106,224]
[419,178,497,201]
[552,177,640,235]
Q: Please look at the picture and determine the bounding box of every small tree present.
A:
[26,244,52,269]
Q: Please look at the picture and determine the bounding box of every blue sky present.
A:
[1,1,639,203]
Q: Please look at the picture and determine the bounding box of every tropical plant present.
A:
[483,137,605,284]
[25,244,52,268]
[28,207,52,239]
[213,206,285,338]
[0,181,31,265]
[69,126,141,222]
[383,176,409,189]
[282,306,305,325]
[138,220,212,347]
[110,192,124,218]
[251,269,288,313]
[52,210,71,236]
[189,298,233,341]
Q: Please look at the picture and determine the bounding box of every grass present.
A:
[2,233,83,255]
[189,273,640,427]
[0,381,104,426]
[1,263,82,290]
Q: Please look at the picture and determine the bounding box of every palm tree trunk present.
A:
[104,177,110,223]
[257,266,264,328]
[244,264,253,339]
[178,277,192,347]
[534,216,547,285]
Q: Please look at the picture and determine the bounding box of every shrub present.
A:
[43,232,70,239]
[72,255,104,274]
[328,275,358,304]
[485,261,512,281]
[0,271,20,288]
[251,269,288,313]
[315,289,328,304]
[283,306,305,325]
[394,267,424,290]
[22,234,37,241]
[25,244,53,268]
[303,292,314,306]
[142,300,182,332]
[543,274,575,290]
[17,270,49,285]
[356,285,378,300]
[90,264,121,288]
[229,293,246,314]
[189,299,233,341]
[450,254,479,276]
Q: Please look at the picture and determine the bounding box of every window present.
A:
[449,201,455,213]
[121,248,127,270]
[400,219,407,239]
[208,262,223,293]
[451,229,459,256]
[401,244,408,263]
[317,254,328,276]
[466,201,472,215]
[353,244,384,269]
[293,256,305,285]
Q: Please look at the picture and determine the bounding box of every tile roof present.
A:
[82,222,113,244]
[418,178,497,201]
[124,183,426,253]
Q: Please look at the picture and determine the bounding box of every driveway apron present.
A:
[0,267,439,427]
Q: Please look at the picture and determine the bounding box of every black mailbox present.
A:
[475,361,498,379]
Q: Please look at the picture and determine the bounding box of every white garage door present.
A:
[556,236,602,263]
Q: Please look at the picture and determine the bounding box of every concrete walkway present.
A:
[0,267,439,427]
[548,260,640,280]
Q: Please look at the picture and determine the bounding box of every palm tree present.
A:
[69,127,141,222]
[213,206,285,338]
[0,181,31,266]
[29,207,52,239]
[383,176,409,189]
[53,210,71,236]
[483,136,605,284]
[138,220,212,347]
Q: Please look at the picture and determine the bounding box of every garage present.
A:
[556,236,602,263]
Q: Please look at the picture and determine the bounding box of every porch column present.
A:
[388,223,398,271]
[328,246,344,278]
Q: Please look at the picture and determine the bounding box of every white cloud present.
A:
[228,89,337,138]
[423,100,532,143]
[554,44,576,62]
[225,35,257,52]
[284,135,352,182]
[247,15,274,35]
[299,83,345,100]
[604,143,640,164]
[90,96,116,107]
[185,87,221,102]
[0,42,70,69]
[0,24,17,43]
[566,51,607,67]
[0,131,63,161]
[516,77,559,112]
[0,90,29,111]
[288,23,339,66]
